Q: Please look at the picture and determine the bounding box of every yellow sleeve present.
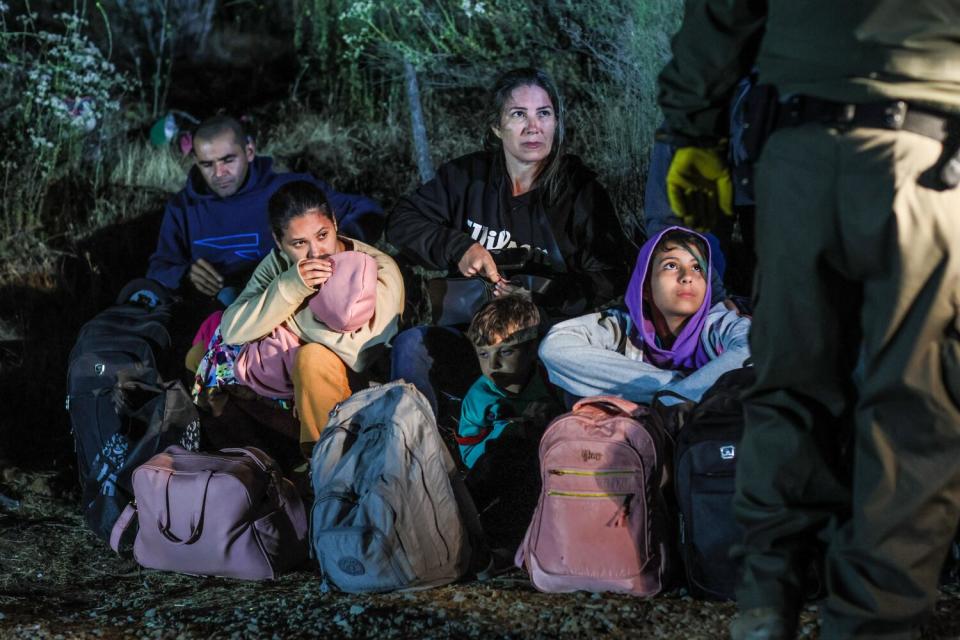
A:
[219,250,314,345]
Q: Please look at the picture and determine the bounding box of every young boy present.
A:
[458,295,562,550]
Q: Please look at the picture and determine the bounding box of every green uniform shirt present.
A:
[659,0,960,141]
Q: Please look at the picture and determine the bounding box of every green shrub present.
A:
[294,0,685,237]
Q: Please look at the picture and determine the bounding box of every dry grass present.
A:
[260,107,424,208]
[0,232,67,292]
[261,111,363,180]
[86,186,169,233]
[108,139,188,194]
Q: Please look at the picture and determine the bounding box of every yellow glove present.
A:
[666,146,734,231]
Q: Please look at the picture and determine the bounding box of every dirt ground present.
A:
[2,469,960,639]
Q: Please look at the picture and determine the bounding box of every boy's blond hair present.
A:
[467,295,540,346]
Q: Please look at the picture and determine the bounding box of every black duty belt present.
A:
[776,96,956,142]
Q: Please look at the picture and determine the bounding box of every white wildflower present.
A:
[461,0,486,17]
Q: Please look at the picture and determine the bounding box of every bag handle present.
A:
[220,447,285,507]
[572,395,644,417]
[158,470,213,545]
[220,446,276,473]
[109,503,138,553]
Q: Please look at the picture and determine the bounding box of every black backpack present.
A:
[672,367,755,600]
[66,285,173,486]
[66,279,201,543]
[82,370,200,544]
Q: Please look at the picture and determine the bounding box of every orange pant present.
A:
[291,343,352,455]
[184,341,206,374]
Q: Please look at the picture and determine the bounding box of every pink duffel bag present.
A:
[110,445,308,580]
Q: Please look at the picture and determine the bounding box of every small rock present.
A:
[144,608,157,619]
[348,605,365,616]
[333,613,352,634]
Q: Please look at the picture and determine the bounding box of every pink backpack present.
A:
[515,396,673,596]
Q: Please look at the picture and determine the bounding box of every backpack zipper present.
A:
[546,490,634,498]
[548,468,636,476]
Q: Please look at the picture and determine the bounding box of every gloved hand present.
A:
[666,146,734,231]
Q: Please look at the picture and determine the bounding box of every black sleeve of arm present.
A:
[568,180,633,310]
[657,0,766,141]
[385,163,476,271]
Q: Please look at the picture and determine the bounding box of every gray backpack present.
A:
[310,381,482,592]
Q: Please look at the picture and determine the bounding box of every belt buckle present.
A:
[830,103,857,131]
[836,104,856,125]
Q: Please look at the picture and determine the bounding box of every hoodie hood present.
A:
[624,225,712,373]
[185,156,275,200]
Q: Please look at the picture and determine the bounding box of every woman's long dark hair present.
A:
[482,67,566,204]
[267,180,333,240]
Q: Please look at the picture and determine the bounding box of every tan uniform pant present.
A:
[734,124,960,639]
[291,343,352,456]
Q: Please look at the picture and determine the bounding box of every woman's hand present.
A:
[457,243,501,282]
[299,257,335,289]
[493,278,530,299]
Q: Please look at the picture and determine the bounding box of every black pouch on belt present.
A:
[740,84,781,162]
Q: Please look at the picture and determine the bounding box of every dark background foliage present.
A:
[0,0,681,469]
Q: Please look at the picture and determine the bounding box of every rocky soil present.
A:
[2,469,960,639]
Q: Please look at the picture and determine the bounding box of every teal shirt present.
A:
[458,370,560,469]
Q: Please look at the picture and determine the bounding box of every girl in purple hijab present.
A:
[539,226,751,404]
[626,226,713,372]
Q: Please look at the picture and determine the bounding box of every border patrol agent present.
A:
[657,3,960,638]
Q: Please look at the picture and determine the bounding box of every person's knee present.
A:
[294,343,347,383]
[295,342,330,364]
[391,326,431,364]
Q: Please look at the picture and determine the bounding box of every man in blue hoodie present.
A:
[146,115,385,303]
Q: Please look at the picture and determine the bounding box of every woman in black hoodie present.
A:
[386,67,633,418]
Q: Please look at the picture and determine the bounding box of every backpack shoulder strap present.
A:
[571,395,642,416]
